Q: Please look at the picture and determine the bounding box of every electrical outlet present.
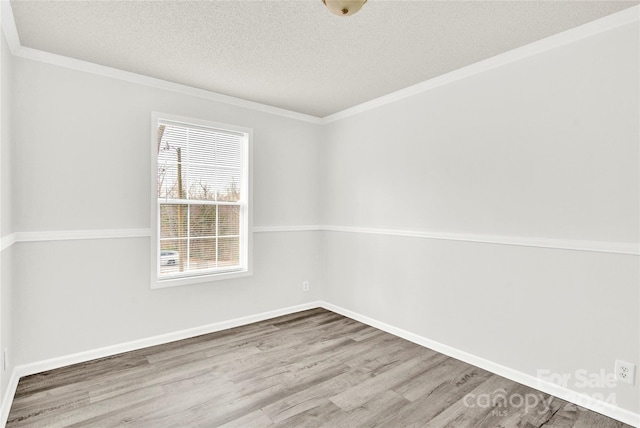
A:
[615,360,635,385]
[302,281,310,292]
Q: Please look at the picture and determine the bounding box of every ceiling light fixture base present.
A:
[322,0,367,16]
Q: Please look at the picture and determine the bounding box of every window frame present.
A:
[150,112,253,289]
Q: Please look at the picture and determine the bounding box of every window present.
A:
[151,113,252,288]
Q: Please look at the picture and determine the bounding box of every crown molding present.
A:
[0,1,321,125]
[14,46,323,124]
[1,1,638,124]
[321,5,640,123]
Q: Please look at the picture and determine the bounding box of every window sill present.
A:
[151,268,252,289]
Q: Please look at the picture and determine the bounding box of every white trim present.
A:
[0,1,20,54]
[2,301,637,427]
[14,229,151,243]
[322,5,640,123]
[11,45,322,124]
[4,226,638,256]
[12,301,321,376]
[0,301,322,427]
[0,233,15,252]
[1,0,318,124]
[0,367,19,428]
[253,225,321,233]
[320,225,640,256]
[321,302,640,427]
[150,112,254,289]
[1,0,637,124]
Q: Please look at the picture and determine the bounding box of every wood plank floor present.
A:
[7,308,632,427]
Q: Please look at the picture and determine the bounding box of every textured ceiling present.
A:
[10,0,639,117]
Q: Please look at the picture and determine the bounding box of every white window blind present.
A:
[155,117,249,283]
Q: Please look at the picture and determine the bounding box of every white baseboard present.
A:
[1,300,637,428]
[0,301,322,427]
[0,369,19,428]
[320,302,640,428]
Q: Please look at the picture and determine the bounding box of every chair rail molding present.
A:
[3,227,637,256]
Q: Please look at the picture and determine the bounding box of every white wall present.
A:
[0,37,10,237]
[0,31,14,401]
[11,56,324,364]
[322,21,639,414]
[1,8,638,424]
